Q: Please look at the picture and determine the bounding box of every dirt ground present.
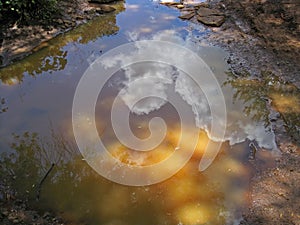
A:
[210,0,300,86]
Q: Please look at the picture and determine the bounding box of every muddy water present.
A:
[0,0,294,224]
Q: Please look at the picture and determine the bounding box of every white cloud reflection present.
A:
[101,30,278,150]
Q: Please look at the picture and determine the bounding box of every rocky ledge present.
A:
[161,2,226,27]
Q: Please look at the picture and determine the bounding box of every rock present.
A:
[176,4,184,9]
[160,2,180,6]
[12,219,20,223]
[197,15,225,27]
[15,29,21,35]
[8,214,17,221]
[193,3,209,9]
[195,7,226,26]
[63,19,72,25]
[57,19,64,25]
[43,212,51,218]
[76,15,84,20]
[2,211,9,216]
[181,7,195,12]
[66,8,73,14]
[89,0,116,3]
[197,7,224,17]
[178,11,195,20]
[95,5,116,13]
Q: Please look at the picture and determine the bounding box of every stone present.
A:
[160,2,180,7]
[8,214,17,221]
[2,211,9,216]
[181,7,195,12]
[176,4,184,9]
[15,29,21,35]
[197,15,225,27]
[89,0,116,3]
[63,19,71,24]
[95,5,116,13]
[178,12,195,20]
[193,3,209,9]
[43,212,51,218]
[76,15,84,20]
[12,219,20,224]
[67,8,73,14]
[197,7,224,17]
[195,6,225,27]
[57,19,64,25]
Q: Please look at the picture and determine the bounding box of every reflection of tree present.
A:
[0,131,135,223]
[0,131,77,201]
[0,130,229,225]
[0,2,125,85]
[224,71,272,126]
[224,71,300,143]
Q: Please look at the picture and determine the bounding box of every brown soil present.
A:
[209,0,300,86]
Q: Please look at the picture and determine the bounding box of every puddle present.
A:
[0,0,296,224]
[224,70,300,144]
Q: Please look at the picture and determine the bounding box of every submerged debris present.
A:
[249,142,258,160]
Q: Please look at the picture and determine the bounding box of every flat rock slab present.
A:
[197,15,225,27]
[197,7,224,17]
[195,7,225,27]
[176,4,185,9]
[89,0,117,3]
[95,4,116,13]
[160,2,181,6]
[179,11,195,20]
[192,3,209,8]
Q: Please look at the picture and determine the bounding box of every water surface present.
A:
[0,0,294,224]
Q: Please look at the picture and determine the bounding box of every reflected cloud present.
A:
[119,74,170,115]
[126,4,140,10]
[101,30,278,150]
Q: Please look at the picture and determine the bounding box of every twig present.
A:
[36,163,55,201]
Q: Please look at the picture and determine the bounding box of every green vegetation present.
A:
[0,0,59,24]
